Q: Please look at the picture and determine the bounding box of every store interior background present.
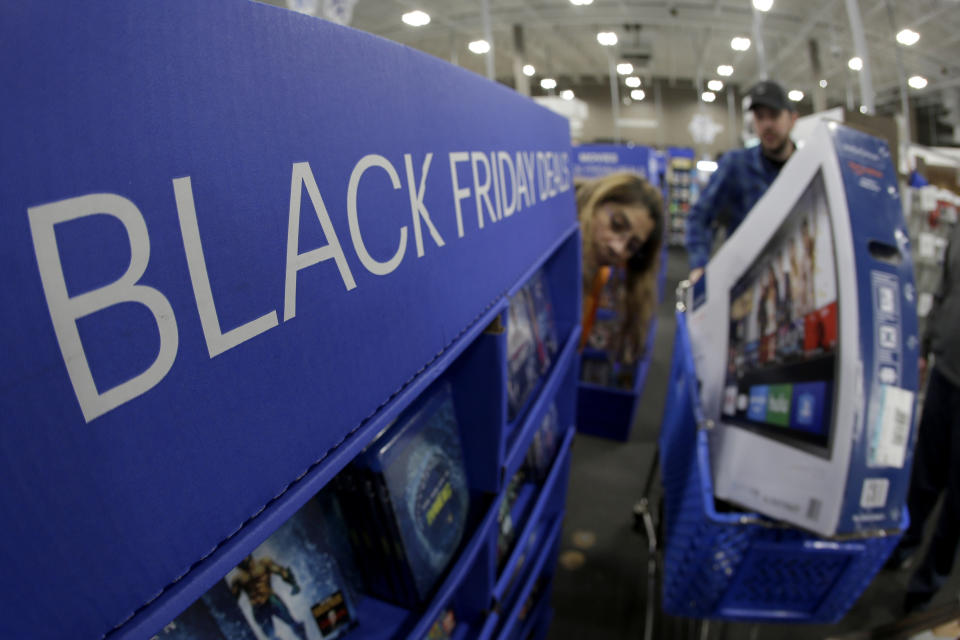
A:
[262,1,960,637]
[261,0,960,154]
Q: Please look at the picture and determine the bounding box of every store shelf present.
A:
[478,515,564,640]
[495,426,573,603]
[405,494,501,639]
[503,328,580,484]
[495,518,562,640]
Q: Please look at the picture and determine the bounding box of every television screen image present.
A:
[721,171,838,448]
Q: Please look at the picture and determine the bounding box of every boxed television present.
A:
[688,122,919,537]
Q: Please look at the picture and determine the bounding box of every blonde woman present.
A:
[576,171,664,365]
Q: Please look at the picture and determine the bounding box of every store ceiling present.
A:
[263,0,960,123]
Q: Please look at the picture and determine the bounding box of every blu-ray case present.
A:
[356,383,470,603]
[222,498,356,640]
[508,270,560,420]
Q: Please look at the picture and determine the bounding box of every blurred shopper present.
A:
[890,221,960,614]
[576,172,664,365]
[686,80,799,282]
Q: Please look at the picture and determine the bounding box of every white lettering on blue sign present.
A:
[27,149,571,422]
[28,194,179,423]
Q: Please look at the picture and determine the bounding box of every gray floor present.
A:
[547,247,960,640]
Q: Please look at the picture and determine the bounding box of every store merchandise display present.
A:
[688,122,919,537]
[160,491,358,640]
[340,384,470,607]
[666,150,697,247]
[572,144,660,188]
[905,185,959,340]
[507,270,559,421]
[0,4,581,639]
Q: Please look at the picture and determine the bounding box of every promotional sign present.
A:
[572,144,658,187]
[689,122,918,537]
[0,3,575,638]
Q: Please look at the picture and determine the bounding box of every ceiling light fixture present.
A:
[730,37,751,51]
[540,78,557,90]
[631,89,646,101]
[570,0,594,5]
[848,56,863,71]
[702,91,716,103]
[819,79,828,88]
[616,62,634,75]
[401,10,431,27]
[896,28,920,46]
[788,90,804,101]
[707,79,724,91]
[522,64,536,77]
[717,65,734,77]
[468,40,490,54]
[752,0,773,12]
[561,89,575,100]
[625,76,641,88]
[908,75,928,89]
[697,160,719,173]
[597,31,618,46]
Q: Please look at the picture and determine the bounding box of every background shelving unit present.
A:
[1,4,581,639]
[666,148,697,247]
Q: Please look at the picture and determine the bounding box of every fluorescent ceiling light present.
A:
[753,0,773,11]
[468,40,490,54]
[570,0,594,5]
[701,91,716,103]
[908,75,928,89]
[896,28,920,46]
[522,64,536,77]
[401,10,430,26]
[848,56,863,71]
[697,160,718,172]
[540,77,557,90]
[707,79,723,91]
[616,62,634,75]
[625,76,641,88]
[631,89,646,101]
[819,79,828,88]
[597,31,618,46]
[730,37,751,51]
[561,89,575,100]
[788,90,804,101]
[717,65,734,77]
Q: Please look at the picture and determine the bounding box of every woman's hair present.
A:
[575,171,664,363]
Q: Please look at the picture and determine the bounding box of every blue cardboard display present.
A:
[572,144,659,187]
[0,3,579,639]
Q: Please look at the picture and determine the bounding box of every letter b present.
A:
[28,194,178,422]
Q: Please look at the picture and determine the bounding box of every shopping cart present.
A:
[635,282,907,638]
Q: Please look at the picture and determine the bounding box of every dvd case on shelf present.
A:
[346,383,471,606]
[507,270,559,420]
[163,492,357,640]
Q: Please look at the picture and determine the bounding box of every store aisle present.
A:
[548,247,960,640]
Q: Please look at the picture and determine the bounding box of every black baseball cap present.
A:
[747,80,796,113]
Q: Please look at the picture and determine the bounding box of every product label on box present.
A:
[869,385,914,468]
[860,477,890,509]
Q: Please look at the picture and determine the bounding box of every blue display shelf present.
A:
[577,315,659,441]
[515,583,554,640]
[478,516,564,640]
[495,427,574,603]
[0,3,582,639]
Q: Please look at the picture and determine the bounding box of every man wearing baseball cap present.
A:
[686,80,799,283]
